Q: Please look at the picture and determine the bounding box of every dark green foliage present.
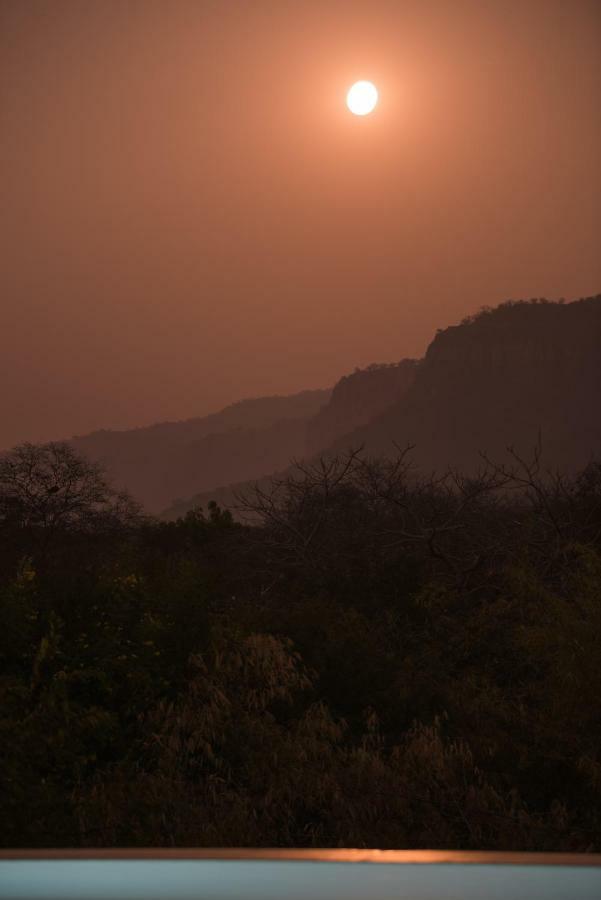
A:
[1,446,600,849]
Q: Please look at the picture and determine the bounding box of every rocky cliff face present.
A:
[163,296,601,519]
[70,297,600,518]
[306,360,419,455]
[335,297,601,472]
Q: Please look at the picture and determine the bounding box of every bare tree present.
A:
[236,444,601,595]
[0,441,142,536]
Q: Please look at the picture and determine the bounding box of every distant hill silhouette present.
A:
[70,390,330,513]
[164,296,601,519]
[161,361,419,519]
[306,360,418,455]
[333,296,601,471]
[69,360,421,514]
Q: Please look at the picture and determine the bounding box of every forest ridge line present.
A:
[8,294,596,517]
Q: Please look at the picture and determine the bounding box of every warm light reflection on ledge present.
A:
[2,849,600,900]
[1,849,600,865]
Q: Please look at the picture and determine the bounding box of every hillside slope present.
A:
[306,360,418,455]
[163,359,419,519]
[70,389,330,512]
[165,296,601,519]
[333,296,601,471]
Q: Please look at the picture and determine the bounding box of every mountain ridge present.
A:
[69,389,331,512]
[163,295,601,519]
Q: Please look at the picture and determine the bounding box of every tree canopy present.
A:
[0,443,599,850]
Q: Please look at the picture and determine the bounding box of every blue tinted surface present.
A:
[1,861,600,900]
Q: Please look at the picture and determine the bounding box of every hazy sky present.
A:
[2,0,600,447]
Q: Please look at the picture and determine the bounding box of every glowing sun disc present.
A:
[346,80,378,116]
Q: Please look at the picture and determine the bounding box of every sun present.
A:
[346,81,378,116]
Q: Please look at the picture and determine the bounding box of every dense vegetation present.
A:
[1,441,600,849]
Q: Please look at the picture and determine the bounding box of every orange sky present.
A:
[1,0,600,447]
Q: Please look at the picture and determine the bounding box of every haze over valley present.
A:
[53,295,600,518]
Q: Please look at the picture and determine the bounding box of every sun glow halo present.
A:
[346,81,378,116]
